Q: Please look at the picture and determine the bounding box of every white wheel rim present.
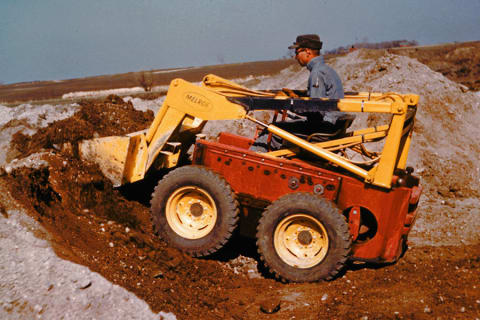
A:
[274,213,329,268]
[165,186,217,239]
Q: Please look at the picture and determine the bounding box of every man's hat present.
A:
[288,34,323,50]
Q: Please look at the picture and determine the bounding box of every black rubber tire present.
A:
[150,165,239,257]
[256,193,351,282]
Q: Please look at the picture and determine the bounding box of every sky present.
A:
[1,0,480,84]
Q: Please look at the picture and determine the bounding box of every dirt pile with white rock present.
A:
[0,186,164,320]
[329,49,480,246]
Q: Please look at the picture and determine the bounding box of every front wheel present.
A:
[150,166,239,257]
[256,193,351,282]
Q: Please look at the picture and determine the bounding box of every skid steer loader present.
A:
[79,74,422,282]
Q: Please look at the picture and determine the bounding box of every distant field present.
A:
[0,59,298,105]
[1,41,479,106]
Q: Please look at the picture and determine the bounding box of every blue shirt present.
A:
[306,56,346,124]
[307,55,344,99]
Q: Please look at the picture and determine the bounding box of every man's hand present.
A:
[282,88,299,98]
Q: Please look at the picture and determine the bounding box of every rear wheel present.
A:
[256,193,351,282]
[151,166,239,257]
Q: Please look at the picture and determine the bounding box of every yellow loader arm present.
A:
[79,76,250,186]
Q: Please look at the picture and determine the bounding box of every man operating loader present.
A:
[251,34,353,152]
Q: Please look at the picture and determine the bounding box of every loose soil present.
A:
[3,156,480,319]
[2,43,480,319]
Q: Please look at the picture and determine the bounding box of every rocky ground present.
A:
[1,43,479,319]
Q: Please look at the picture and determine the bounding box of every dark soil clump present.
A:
[11,95,154,157]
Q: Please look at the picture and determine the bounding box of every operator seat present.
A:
[299,113,356,143]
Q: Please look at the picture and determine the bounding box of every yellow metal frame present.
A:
[80,74,418,189]
[201,75,418,189]
[121,77,248,184]
[255,101,415,188]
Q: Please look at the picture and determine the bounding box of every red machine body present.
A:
[192,132,421,263]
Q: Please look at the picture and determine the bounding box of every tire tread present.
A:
[150,165,239,257]
[256,192,351,282]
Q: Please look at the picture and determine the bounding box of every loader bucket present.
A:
[79,131,148,187]
[79,136,131,187]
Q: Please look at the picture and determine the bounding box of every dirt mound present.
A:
[0,181,161,320]
[4,153,252,318]
[3,96,255,318]
[330,49,480,246]
[0,102,78,165]
[10,95,154,159]
[392,41,480,91]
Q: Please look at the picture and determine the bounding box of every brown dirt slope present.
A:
[3,157,480,319]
